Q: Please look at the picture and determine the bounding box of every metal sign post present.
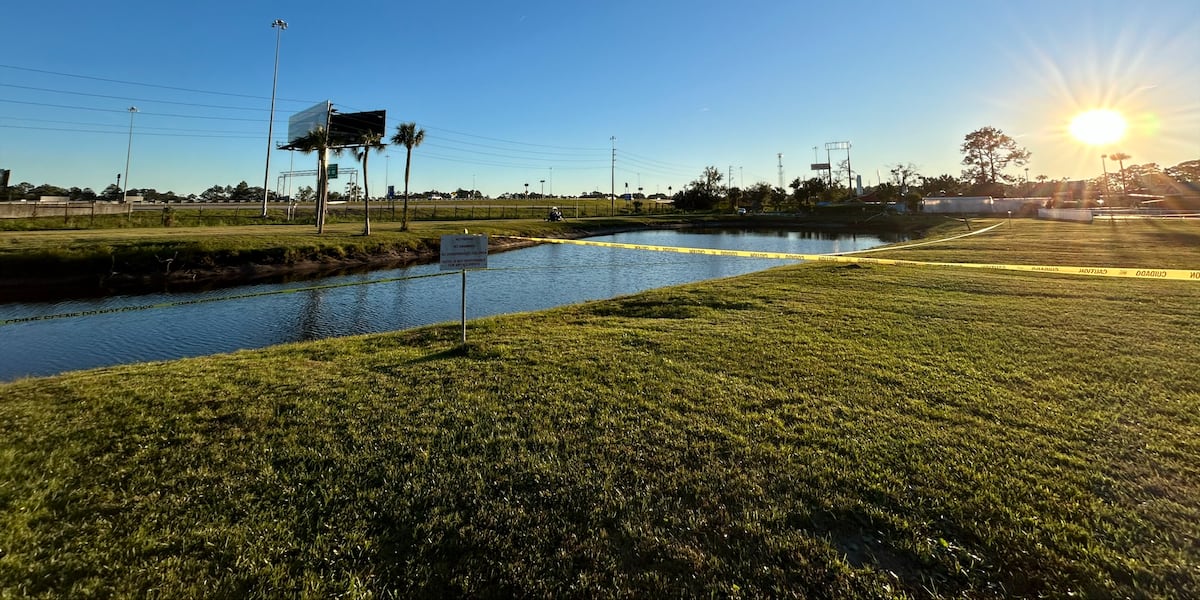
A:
[440,233,489,344]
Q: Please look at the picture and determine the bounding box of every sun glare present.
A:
[1069,109,1128,146]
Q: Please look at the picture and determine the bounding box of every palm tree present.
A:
[353,131,387,235]
[390,122,425,230]
[1108,152,1131,199]
[292,127,332,233]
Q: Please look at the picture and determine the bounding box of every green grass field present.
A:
[0,216,666,282]
[1,219,1197,598]
[0,197,655,232]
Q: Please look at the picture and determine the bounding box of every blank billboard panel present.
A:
[328,110,386,147]
[287,101,331,146]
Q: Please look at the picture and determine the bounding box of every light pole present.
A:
[540,179,545,197]
[261,18,287,218]
[121,106,138,203]
[1100,154,1110,206]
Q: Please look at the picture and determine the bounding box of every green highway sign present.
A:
[327,164,338,179]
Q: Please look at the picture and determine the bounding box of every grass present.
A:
[0,216,670,282]
[1,219,1198,598]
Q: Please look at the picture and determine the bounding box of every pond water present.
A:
[0,229,904,381]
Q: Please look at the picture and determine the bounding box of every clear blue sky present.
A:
[2,0,1197,198]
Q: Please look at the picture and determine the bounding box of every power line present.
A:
[423,125,606,152]
[0,115,261,135]
[0,83,272,112]
[0,98,267,122]
[421,151,607,171]
[422,141,604,164]
[0,63,317,104]
[0,123,261,138]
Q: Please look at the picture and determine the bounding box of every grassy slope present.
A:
[1,219,1198,598]
[0,218,649,280]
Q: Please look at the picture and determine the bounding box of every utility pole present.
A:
[610,136,616,216]
[777,153,784,190]
[121,107,138,203]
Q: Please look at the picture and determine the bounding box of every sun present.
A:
[1068,109,1128,146]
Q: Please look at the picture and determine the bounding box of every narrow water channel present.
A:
[0,229,904,381]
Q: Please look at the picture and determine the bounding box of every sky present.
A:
[2,0,1198,199]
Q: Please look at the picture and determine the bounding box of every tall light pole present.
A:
[1100,154,1111,205]
[539,179,545,197]
[260,18,287,218]
[121,106,138,203]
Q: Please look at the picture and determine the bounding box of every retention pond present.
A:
[0,228,904,381]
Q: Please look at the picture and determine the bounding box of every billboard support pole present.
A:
[461,269,468,344]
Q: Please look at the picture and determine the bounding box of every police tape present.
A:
[502,236,1200,282]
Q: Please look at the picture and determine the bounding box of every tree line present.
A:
[673,127,1199,212]
[5,126,1197,211]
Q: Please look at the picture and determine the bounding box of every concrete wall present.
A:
[0,201,131,219]
[922,196,1044,215]
[1037,208,1093,223]
[921,196,996,214]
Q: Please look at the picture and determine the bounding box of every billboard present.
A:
[328,110,386,147]
[286,101,331,147]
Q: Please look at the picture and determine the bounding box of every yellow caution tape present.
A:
[504,237,1200,282]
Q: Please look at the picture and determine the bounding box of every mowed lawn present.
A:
[1,219,1198,598]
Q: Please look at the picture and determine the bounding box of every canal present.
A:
[0,228,903,381]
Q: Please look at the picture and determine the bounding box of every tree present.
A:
[1107,152,1131,197]
[200,185,228,203]
[960,126,1031,186]
[919,174,964,197]
[390,122,426,230]
[674,166,724,211]
[742,182,774,212]
[71,187,97,202]
[889,163,921,194]
[30,184,69,199]
[791,176,835,208]
[99,184,123,202]
[1166,159,1200,183]
[352,131,387,235]
[230,181,254,202]
[292,127,334,233]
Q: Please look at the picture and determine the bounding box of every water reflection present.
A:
[0,229,902,380]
